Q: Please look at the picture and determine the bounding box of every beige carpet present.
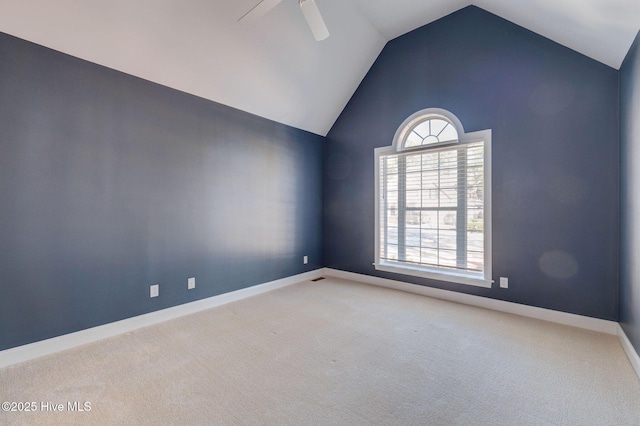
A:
[1,278,639,425]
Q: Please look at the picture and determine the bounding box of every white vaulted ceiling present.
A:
[0,1,638,136]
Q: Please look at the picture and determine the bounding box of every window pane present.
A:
[386,203,398,227]
[439,176,458,190]
[439,180,457,192]
[421,248,438,266]
[406,172,421,191]
[386,244,398,260]
[467,164,483,185]
[387,227,398,245]
[386,173,398,190]
[439,230,457,250]
[405,131,423,147]
[386,187,399,200]
[439,211,457,230]
[439,150,457,168]
[430,119,449,137]
[412,121,430,139]
[406,211,420,228]
[385,156,398,170]
[420,211,437,229]
[406,155,422,172]
[415,211,429,226]
[438,124,458,142]
[439,249,458,268]
[467,208,483,232]
[467,250,484,272]
[422,169,438,186]
[420,230,437,249]
[467,231,483,251]
[406,227,420,246]
[422,190,438,207]
[467,184,483,206]
[439,188,457,207]
[467,144,484,166]
[422,153,439,170]
[407,190,421,208]
[406,246,421,263]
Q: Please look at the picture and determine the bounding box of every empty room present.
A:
[1,0,640,424]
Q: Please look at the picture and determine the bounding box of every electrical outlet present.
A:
[150,284,159,298]
[188,277,195,290]
[500,277,508,289]
[303,256,308,264]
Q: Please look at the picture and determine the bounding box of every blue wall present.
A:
[620,30,640,353]
[324,6,620,320]
[0,6,629,353]
[0,32,324,351]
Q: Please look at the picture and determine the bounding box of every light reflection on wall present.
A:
[201,135,299,260]
[538,250,579,279]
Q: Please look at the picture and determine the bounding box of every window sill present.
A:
[374,262,493,288]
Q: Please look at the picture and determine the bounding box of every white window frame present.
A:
[374,108,493,288]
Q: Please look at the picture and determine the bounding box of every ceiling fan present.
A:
[238,0,330,41]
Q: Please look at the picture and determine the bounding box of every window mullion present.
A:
[437,152,441,266]
[398,156,407,262]
[456,147,467,269]
[382,157,388,260]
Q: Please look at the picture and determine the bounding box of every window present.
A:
[374,108,492,287]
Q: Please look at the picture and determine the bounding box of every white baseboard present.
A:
[0,269,324,369]
[322,268,619,335]
[617,324,640,380]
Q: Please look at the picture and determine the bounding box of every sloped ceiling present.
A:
[0,0,638,136]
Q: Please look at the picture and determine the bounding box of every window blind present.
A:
[379,141,485,275]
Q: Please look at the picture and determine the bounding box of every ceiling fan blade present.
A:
[299,0,329,41]
[238,0,282,24]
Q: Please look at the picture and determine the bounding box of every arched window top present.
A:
[393,108,465,152]
[404,117,458,147]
